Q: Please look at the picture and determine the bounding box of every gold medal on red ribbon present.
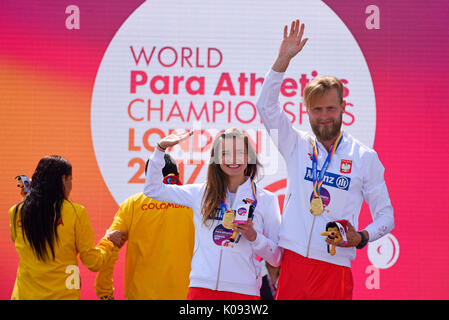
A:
[310,196,324,215]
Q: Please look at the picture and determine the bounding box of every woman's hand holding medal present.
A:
[233,220,257,242]
[222,210,257,243]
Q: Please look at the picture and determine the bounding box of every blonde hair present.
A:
[303,76,344,107]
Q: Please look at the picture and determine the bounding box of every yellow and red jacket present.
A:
[94,192,194,300]
[9,200,115,300]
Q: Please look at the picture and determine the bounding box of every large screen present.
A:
[1,0,448,299]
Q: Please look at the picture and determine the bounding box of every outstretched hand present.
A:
[272,19,308,72]
[158,130,193,150]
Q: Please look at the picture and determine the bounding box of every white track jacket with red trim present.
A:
[256,68,395,267]
[144,148,283,296]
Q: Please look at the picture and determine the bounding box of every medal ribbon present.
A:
[221,179,257,219]
[312,131,343,198]
[250,180,258,209]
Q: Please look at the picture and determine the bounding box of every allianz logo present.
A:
[304,168,351,191]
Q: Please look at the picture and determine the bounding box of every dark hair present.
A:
[145,154,179,177]
[162,154,179,176]
[13,155,72,261]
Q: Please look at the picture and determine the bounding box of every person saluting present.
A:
[144,128,282,300]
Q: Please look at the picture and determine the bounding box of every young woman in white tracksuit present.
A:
[144,128,283,300]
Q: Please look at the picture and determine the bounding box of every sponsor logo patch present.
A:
[304,167,351,191]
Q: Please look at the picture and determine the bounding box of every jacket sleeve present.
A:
[362,151,395,242]
[250,192,283,267]
[9,205,18,243]
[94,199,132,298]
[75,206,117,272]
[255,68,300,160]
[94,250,119,299]
[144,148,196,207]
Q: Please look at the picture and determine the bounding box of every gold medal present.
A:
[310,132,343,217]
[310,196,324,215]
[222,209,235,229]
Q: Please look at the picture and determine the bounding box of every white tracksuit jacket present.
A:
[256,68,395,267]
[144,148,283,296]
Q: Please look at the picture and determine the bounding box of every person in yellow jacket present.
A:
[9,155,121,300]
[95,154,195,300]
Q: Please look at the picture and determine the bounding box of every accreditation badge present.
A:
[234,202,251,224]
[212,224,234,246]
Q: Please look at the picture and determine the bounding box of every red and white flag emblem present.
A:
[340,160,352,174]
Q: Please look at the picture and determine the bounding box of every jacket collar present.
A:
[225,176,255,208]
[308,131,349,156]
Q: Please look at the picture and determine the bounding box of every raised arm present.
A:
[272,19,308,73]
[144,131,197,207]
[256,19,308,159]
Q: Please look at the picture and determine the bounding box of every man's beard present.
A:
[310,113,343,142]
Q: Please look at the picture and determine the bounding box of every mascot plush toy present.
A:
[320,220,349,256]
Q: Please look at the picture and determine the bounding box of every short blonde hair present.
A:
[303,76,344,107]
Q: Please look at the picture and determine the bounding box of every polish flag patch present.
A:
[340,159,352,174]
